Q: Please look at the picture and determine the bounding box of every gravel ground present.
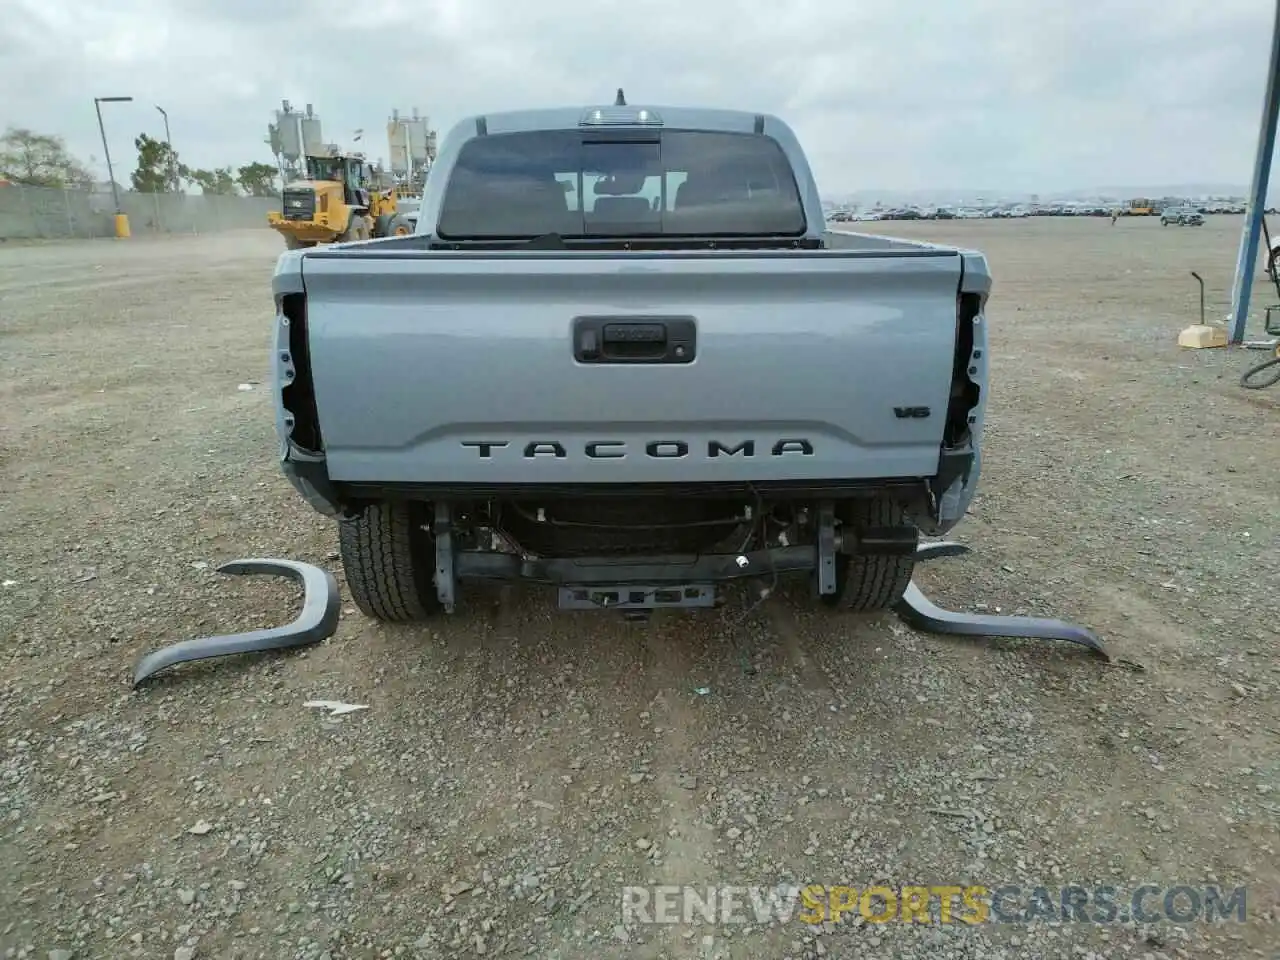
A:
[1,216,1277,960]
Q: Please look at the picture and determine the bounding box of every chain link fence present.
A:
[0,184,282,241]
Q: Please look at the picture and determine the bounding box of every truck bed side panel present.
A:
[298,251,965,485]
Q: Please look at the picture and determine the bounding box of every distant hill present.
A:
[1060,184,1257,201]
[823,184,1273,207]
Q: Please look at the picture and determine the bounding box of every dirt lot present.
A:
[1,216,1277,960]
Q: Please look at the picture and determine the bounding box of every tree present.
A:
[179,164,238,195]
[131,133,180,193]
[0,126,93,189]
[240,162,282,198]
[236,162,279,197]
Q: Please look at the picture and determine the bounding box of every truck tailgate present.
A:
[297,250,967,485]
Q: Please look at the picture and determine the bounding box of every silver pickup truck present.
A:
[269,95,991,621]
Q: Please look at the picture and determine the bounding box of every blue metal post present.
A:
[1229,0,1280,343]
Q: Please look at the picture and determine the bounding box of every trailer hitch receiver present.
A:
[132,558,341,688]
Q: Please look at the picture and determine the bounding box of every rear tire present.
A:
[820,499,918,613]
[387,214,414,236]
[340,214,368,243]
[338,502,440,622]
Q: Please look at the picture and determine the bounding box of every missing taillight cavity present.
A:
[280,293,322,452]
[943,293,983,448]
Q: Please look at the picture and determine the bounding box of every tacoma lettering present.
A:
[460,441,510,458]
[709,440,753,457]
[646,441,689,459]
[524,442,567,458]
[584,441,625,459]
[460,439,816,458]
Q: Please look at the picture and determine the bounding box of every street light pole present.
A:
[93,95,133,213]
[155,104,176,192]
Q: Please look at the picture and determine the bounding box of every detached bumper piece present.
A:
[131,559,341,688]
[898,541,1114,662]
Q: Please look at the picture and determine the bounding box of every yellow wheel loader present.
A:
[267,152,415,249]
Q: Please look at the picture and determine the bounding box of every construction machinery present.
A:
[1124,197,1156,216]
[267,150,414,249]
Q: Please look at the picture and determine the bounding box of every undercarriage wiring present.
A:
[492,482,781,559]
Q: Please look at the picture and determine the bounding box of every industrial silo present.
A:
[299,104,325,158]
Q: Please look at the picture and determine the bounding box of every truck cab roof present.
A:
[451,103,786,138]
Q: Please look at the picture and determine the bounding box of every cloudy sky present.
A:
[2,0,1275,196]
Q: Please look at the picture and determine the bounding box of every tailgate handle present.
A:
[574,317,696,364]
[603,322,666,345]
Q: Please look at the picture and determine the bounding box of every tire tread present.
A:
[831,499,918,612]
[339,502,435,622]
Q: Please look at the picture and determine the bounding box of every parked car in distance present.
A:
[1161,206,1204,226]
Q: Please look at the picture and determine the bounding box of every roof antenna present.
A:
[614,88,626,106]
